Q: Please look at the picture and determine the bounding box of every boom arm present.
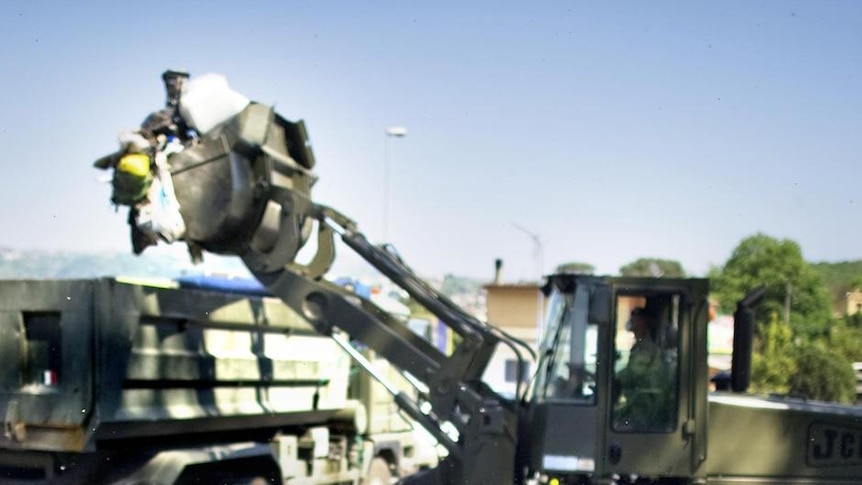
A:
[243,201,522,484]
[102,68,862,483]
[94,72,529,484]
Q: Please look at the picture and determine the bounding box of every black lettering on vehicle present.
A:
[808,423,862,467]
[813,429,837,460]
[840,433,854,459]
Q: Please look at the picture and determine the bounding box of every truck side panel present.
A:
[99,281,349,428]
[705,394,862,483]
[0,279,358,483]
[0,280,94,451]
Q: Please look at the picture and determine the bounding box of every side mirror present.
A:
[588,284,612,326]
[731,307,754,392]
[731,287,767,393]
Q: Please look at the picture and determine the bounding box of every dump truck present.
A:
[28,70,862,484]
[0,277,437,484]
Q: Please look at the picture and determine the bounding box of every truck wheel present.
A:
[364,457,392,485]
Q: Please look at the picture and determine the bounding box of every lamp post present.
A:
[512,222,546,335]
[512,223,544,282]
[383,126,407,241]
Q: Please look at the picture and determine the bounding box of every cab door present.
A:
[598,280,709,479]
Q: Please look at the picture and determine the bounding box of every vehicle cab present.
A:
[524,274,710,483]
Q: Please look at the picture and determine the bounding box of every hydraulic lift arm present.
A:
[94,72,529,484]
[242,199,522,484]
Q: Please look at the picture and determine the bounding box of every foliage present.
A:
[750,313,796,395]
[810,260,862,312]
[439,273,482,297]
[405,297,435,321]
[710,233,832,339]
[811,260,862,293]
[619,258,685,278]
[846,312,862,329]
[759,312,795,357]
[751,312,857,403]
[826,320,862,362]
[751,353,796,396]
[712,234,856,403]
[555,261,595,275]
[787,345,856,404]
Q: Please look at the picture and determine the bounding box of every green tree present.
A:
[711,233,832,339]
[811,260,862,293]
[810,260,862,314]
[750,312,796,395]
[847,312,862,329]
[555,262,595,275]
[827,321,862,361]
[750,311,856,403]
[712,234,855,402]
[439,274,482,297]
[405,297,435,321]
[619,258,685,278]
[788,345,856,404]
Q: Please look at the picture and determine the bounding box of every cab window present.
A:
[538,287,599,404]
[611,293,680,432]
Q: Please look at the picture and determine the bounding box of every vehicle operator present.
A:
[615,307,671,430]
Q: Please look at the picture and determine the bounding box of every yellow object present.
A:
[117,153,150,176]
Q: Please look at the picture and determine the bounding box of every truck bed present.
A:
[0,278,350,453]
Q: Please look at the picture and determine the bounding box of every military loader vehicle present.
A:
[74,71,862,484]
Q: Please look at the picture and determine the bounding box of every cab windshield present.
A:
[534,284,598,404]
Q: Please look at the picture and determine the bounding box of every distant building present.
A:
[485,283,546,334]
[482,259,547,397]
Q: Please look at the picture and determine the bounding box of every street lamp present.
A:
[386,126,408,137]
[383,126,407,241]
[512,222,544,281]
[512,222,546,336]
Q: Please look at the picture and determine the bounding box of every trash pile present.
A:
[95,71,253,257]
[95,68,319,274]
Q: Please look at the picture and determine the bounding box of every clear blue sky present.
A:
[1,1,860,281]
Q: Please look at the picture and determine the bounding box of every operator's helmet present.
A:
[626,307,657,332]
